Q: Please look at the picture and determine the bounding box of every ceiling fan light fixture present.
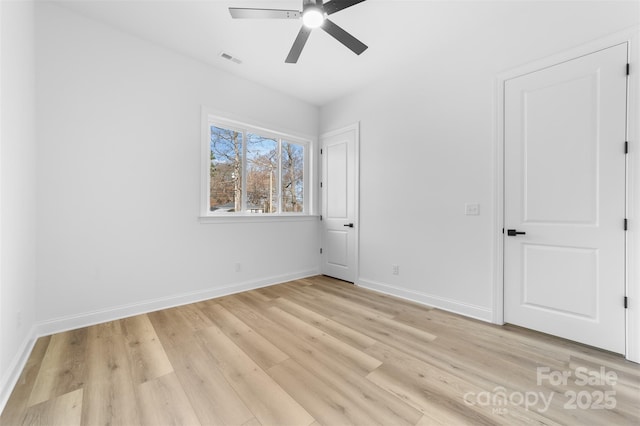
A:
[229,0,369,63]
[302,6,324,28]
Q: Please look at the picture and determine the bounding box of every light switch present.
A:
[465,203,480,216]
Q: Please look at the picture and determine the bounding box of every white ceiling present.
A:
[53,0,639,106]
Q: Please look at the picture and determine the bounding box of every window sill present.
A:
[198,214,319,224]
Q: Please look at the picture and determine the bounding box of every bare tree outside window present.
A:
[210,126,242,212]
[206,118,307,215]
[246,134,278,213]
[281,141,304,212]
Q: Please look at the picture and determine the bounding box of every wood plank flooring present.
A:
[1,275,639,425]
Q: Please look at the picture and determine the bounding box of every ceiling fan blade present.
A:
[285,26,313,63]
[323,0,367,15]
[229,8,301,19]
[322,19,367,55]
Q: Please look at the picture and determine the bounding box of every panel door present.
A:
[321,126,357,282]
[504,43,628,353]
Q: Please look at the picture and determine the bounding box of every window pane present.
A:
[210,126,243,213]
[281,141,304,213]
[246,133,278,213]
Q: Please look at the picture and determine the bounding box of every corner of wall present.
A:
[0,326,38,413]
[0,0,39,413]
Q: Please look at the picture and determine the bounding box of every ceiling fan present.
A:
[229,0,368,63]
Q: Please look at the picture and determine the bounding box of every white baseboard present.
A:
[357,277,493,322]
[0,325,38,414]
[36,269,319,337]
[0,269,319,414]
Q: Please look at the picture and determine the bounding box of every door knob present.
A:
[344,223,354,228]
[507,229,526,236]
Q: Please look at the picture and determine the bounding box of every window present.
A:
[203,114,310,217]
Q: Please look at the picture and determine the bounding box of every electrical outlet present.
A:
[16,311,22,329]
[235,262,242,272]
[392,264,399,275]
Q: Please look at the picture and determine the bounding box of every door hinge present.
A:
[625,141,629,154]
[624,218,628,231]
[320,182,323,188]
[320,248,323,254]
[624,296,628,309]
[320,215,323,221]
[627,63,630,75]
[320,149,323,155]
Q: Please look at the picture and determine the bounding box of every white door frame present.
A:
[320,122,360,283]
[493,27,640,363]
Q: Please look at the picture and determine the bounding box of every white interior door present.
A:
[504,43,628,353]
[321,125,358,282]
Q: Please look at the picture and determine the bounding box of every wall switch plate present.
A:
[392,264,399,275]
[465,203,480,216]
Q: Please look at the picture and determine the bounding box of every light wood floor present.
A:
[1,276,639,425]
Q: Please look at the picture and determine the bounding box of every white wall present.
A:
[320,1,640,321]
[0,0,37,409]
[35,3,320,331]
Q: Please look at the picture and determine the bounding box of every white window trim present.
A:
[200,107,314,221]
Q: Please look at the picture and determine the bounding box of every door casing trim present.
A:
[493,26,640,362]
